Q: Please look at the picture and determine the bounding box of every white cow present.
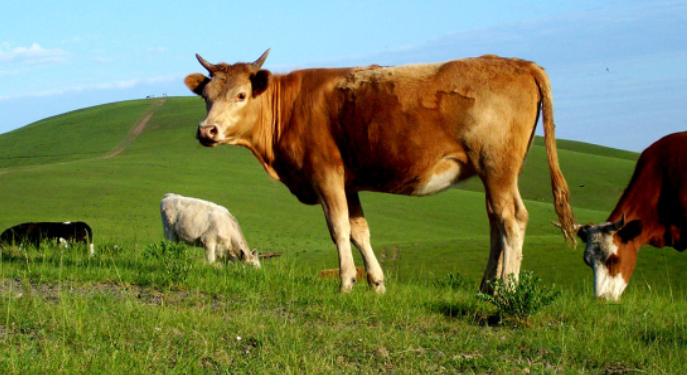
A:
[160,193,260,267]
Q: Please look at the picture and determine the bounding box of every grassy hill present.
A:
[3,97,687,374]
[5,97,687,286]
[0,97,670,288]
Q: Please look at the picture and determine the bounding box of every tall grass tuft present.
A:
[141,241,194,288]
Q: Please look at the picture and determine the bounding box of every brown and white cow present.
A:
[566,132,687,300]
[185,49,576,293]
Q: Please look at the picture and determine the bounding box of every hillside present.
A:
[3,97,680,290]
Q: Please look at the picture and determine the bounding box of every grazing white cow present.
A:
[160,193,260,268]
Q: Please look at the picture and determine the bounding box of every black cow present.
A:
[0,221,94,254]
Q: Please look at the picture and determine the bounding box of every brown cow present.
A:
[185,49,576,293]
[564,131,687,300]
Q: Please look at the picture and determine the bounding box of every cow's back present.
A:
[162,194,211,241]
[328,56,543,194]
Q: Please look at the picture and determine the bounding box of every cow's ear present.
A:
[577,225,591,243]
[618,220,642,243]
[185,73,209,96]
[251,70,271,97]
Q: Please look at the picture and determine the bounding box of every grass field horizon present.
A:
[1,97,686,373]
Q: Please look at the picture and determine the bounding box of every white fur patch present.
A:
[414,160,461,196]
[586,230,626,300]
[593,265,628,301]
[601,233,619,256]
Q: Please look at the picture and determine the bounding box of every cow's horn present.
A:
[251,48,271,71]
[606,213,626,232]
[196,54,216,73]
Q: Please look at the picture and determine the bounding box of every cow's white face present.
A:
[579,224,627,301]
[185,50,272,147]
[242,248,261,269]
[577,216,642,301]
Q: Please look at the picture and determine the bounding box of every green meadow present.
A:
[1,97,685,374]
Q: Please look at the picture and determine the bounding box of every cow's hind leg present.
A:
[480,196,505,293]
[480,180,529,292]
[348,193,385,294]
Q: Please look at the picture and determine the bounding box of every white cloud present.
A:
[147,46,165,54]
[0,43,67,65]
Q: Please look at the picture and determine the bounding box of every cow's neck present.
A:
[238,76,287,181]
[607,180,664,249]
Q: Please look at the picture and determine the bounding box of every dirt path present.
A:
[104,99,165,159]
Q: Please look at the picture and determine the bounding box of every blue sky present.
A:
[1,0,685,152]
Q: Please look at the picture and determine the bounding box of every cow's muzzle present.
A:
[197,124,220,147]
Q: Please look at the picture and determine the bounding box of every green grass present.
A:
[1,242,686,374]
[0,100,160,169]
[1,97,685,373]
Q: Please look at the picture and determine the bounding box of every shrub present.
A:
[477,271,560,323]
[142,241,194,287]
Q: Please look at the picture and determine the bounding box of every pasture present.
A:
[1,97,685,374]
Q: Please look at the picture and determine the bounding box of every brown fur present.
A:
[186,52,576,293]
[604,131,687,282]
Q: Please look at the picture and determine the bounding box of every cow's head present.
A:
[241,248,261,269]
[185,49,272,147]
[573,215,643,301]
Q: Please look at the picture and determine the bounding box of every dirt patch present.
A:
[1,278,131,303]
[0,277,232,310]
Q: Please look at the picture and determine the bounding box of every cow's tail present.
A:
[532,65,577,246]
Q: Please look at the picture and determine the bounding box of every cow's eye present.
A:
[235,92,247,102]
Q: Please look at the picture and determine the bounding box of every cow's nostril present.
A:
[209,127,218,136]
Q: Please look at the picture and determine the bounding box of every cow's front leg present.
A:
[204,240,218,265]
[317,178,357,292]
[348,193,386,294]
